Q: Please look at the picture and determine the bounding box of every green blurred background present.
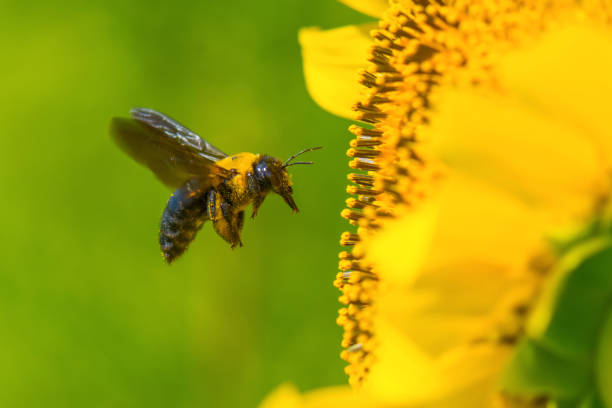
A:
[0,1,371,407]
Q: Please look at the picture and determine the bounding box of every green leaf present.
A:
[596,306,612,407]
[528,242,612,360]
[501,338,591,398]
[501,242,612,406]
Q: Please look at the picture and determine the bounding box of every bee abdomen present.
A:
[159,179,210,263]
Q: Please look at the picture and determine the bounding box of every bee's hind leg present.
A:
[226,210,244,249]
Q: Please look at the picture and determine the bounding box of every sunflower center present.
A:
[335,0,586,389]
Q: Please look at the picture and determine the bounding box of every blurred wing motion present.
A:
[111,108,229,188]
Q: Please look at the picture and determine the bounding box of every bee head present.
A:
[253,146,322,213]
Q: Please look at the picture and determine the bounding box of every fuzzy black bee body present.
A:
[159,178,210,263]
[111,108,319,263]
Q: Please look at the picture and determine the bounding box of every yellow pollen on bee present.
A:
[215,152,258,173]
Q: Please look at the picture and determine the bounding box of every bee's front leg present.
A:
[234,211,244,247]
[251,195,266,219]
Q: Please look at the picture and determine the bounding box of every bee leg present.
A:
[251,195,266,219]
[212,217,231,246]
[212,201,243,249]
[246,171,265,219]
[226,208,245,248]
[234,211,244,247]
[206,188,217,220]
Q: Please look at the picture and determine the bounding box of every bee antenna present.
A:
[283,146,323,167]
[283,161,314,168]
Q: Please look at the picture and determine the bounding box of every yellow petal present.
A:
[366,199,439,285]
[299,24,374,118]
[366,172,546,309]
[364,319,439,403]
[498,23,612,167]
[258,383,377,408]
[426,174,548,279]
[426,85,604,224]
[366,312,510,406]
[337,0,388,18]
[364,173,544,364]
[303,386,377,408]
[258,383,303,408]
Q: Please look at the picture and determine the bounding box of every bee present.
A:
[111,108,321,263]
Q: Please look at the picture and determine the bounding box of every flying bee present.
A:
[110,108,321,263]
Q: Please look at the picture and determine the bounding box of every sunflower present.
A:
[261,1,612,406]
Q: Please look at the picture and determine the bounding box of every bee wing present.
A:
[111,108,230,188]
[130,108,228,161]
